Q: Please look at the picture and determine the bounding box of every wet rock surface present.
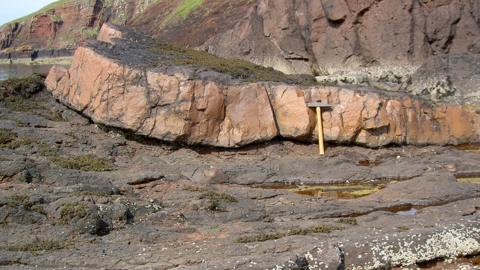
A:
[1,76,480,269]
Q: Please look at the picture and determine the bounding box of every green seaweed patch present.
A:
[52,154,114,172]
[3,195,46,215]
[236,224,342,243]
[0,129,35,149]
[0,75,44,99]
[59,202,88,224]
[151,43,316,85]
[199,191,238,211]
[337,218,358,225]
[0,129,16,147]
[6,239,66,253]
[0,75,65,121]
[457,177,480,184]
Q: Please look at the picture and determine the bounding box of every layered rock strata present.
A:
[3,0,480,75]
[45,24,480,148]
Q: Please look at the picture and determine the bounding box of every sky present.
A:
[0,0,58,26]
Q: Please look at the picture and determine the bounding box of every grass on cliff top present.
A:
[151,43,316,85]
[161,0,204,27]
[1,0,71,27]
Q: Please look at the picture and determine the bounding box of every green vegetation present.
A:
[4,195,46,215]
[200,191,238,211]
[0,75,45,99]
[183,185,209,193]
[457,177,480,184]
[0,129,34,149]
[0,129,16,147]
[0,75,64,121]
[236,224,342,243]
[81,28,99,39]
[161,0,204,26]
[7,239,66,253]
[50,14,63,23]
[337,218,358,226]
[5,195,33,209]
[1,0,71,27]
[35,142,114,172]
[52,154,114,172]
[151,44,316,85]
[59,202,88,224]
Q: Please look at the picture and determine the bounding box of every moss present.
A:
[5,195,33,209]
[30,205,47,215]
[457,177,480,184]
[7,239,65,253]
[337,218,358,226]
[0,75,63,121]
[52,154,114,172]
[0,135,35,150]
[0,75,45,99]
[235,224,342,243]
[287,224,341,236]
[162,0,204,26]
[183,185,209,193]
[81,28,99,39]
[151,44,316,85]
[50,14,63,23]
[59,202,88,224]
[199,191,238,211]
[235,232,284,243]
[74,191,111,197]
[0,129,16,147]
[397,226,410,232]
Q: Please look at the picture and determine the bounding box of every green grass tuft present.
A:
[0,129,35,150]
[7,239,66,253]
[199,191,238,211]
[162,0,204,26]
[235,224,342,243]
[337,218,358,226]
[52,154,114,172]
[59,202,88,224]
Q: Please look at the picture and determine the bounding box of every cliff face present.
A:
[45,24,480,148]
[2,0,480,74]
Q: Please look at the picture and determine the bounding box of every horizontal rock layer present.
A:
[45,24,480,148]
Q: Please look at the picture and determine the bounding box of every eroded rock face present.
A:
[407,54,480,105]
[3,0,480,75]
[200,0,480,74]
[46,24,480,148]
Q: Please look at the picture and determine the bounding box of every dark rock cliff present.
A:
[1,0,479,74]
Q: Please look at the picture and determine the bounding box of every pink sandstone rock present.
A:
[45,24,480,148]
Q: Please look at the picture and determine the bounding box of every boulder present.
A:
[46,24,480,148]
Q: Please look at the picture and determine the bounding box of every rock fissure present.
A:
[45,23,480,148]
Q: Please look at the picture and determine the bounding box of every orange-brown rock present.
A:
[46,24,480,148]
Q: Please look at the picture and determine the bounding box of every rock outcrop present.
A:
[407,54,480,105]
[3,0,480,75]
[46,24,480,148]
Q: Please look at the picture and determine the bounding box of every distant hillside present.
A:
[1,0,479,75]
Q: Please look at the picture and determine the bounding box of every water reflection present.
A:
[0,64,54,80]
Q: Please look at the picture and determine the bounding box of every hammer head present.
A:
[307,101,332,108]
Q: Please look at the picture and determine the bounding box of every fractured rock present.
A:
[46,24,480,148]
